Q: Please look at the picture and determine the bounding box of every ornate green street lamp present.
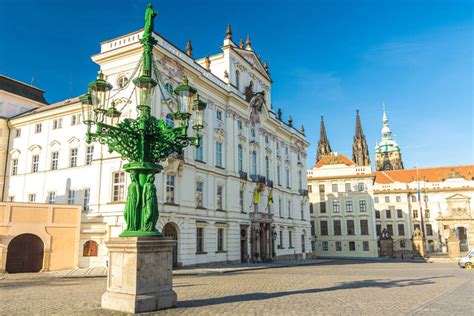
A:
[80,3,206,237]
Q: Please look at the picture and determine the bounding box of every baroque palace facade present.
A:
[0,25,311,272]
[308,110,473,258]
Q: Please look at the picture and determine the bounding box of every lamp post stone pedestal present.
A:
[101,237,177,313]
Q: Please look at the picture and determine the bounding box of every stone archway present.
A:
[163,223,178,268]
[6,234,44,273]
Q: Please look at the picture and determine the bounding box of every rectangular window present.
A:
[166,175,175,204]
[216,185,223,210]
[335,241,342,251]
[386,209,391,219]
[413,209,418,218]
[374,196,379,203]
[375,210,380,218]
[47,192,55,204]
[359,200,367,212]
[425,209,430,218]
[346,200,353,212]
[278,198,282,217]
[300,203,304,219]
[277,165,281,185]
[360,220,369,235]
[414,223,421,231]
[309,203,314,214]
[11,158,18,175]
[286,168,290,188]
[289,231,293,248]
[332,183,338,192]
[287,201,292,218]
[85,145,94,165]
[51,151,59,170]
[52,118,63,130]
[216,109,222,121]
[347,220,355,235]
[332,200,340,213]
[217,228,224,251]
[397,209,403,218]
[385,196,390,203]
[334,220,342,236]
[196,138,204,161]
[426,224,433,236]
[357,182,364,192]
[69,148,78,167]
[15,128,21,138]
[196,227,204,253]
[112,171,125,202]
[71,114,80,126]
[322,241,328,251]
[67,190,75,204]
[363,241,369,251]
[237,119,242,130]
[308,184,312,193]
[279,230,283,248]
[240,190,244,213]
[83,188,90,211]
[396,196,401,203]
[387,224,394,236]
[345,183,351,192]
[398,224,405,236]
[319,184,325,193]
[31,155,39,173]
[311,221,316,236]
[28,193,36,202]
[320,221,328,235]
[215,142,223,167]
[196,181,204,208]
[349,241,355,251]
[411,195,417,202]
[35,123,42,133]
[320,201,326,213]
[376,224,382,237]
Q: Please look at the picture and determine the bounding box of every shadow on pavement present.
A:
[177,276,452,308]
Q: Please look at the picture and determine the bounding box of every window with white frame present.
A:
[240,190,244,213]
[385,196,390,203]
[28,193,36,202]
[279,230,283,248]
[346,200,353,212]
[112,171,125,202]
[217,228,224,252]
[286,168,290,188]
[278,198,282,217]
[345,183,351,192]
[215,141,223,167]
[216,185,223,210]
[396,196,401,203]
[52,118,63,130]
[15,128,21,138]
[196,227,204,253]
[357,182,364,191]
[374,196,379,203]
[196,181,204,208]
[277,164,281,185]
[196,137,204,161]
[31,155,39,173]
[69,148,78,167]
[166,175,175,204]
[237,119,242,130]
[216,108,223,121]
[47,192,56,204]
[265,156,270,179]
[363,241,369,251]
[332,200,340,213]
[83,188,90,211]
[237,144,243,172]
[35,123,42,133]
[85,145,94,165]
[332,183,338,192]
[251,151,257,176]
[359,200,367,212]
[67,190,75,204]
[51,151,59,170]
[288,230,293,248]
[322,241,328,251]
[11,158,18,175]
[71,114,81,126]
[411,195,417,202]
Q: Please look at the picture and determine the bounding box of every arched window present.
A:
[238,144,243,172]
[265,156,270,179]
[235,70,240,90]
[165,82,173,94]
[251,151,257,176]
[83,240,98,257]
[165,113,174,127]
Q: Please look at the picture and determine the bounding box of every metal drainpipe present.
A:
[1,119,11,201]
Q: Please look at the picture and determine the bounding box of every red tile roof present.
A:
[375,165,474,184]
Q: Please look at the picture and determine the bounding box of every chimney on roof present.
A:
[186,39,193,57]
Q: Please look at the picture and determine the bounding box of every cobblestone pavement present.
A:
[1,261,472,315]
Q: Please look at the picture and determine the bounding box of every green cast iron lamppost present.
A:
[80,3,206,237]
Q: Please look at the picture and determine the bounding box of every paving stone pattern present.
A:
[1,261,472,315]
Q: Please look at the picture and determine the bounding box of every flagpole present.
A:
[416,165,426,248]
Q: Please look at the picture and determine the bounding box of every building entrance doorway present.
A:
[6,234,44,273]
[240,227,248,263]
[163,223,178,268]
[457,227,469,251]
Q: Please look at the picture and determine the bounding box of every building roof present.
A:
[12,97,80,119]
[375,165,474,184]
[0,74,47,104]
[314,153,356,168]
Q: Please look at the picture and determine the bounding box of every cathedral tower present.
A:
[316,115,332,163]
[352,110,371,166]
[375,107,404,171]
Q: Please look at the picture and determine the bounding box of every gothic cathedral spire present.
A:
[316,115,332,163]
[352,110,371,166]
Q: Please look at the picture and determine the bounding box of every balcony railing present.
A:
[239,171,248,180]
[299,189,309,196]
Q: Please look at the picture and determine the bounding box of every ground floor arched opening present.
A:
[6,233,44,273]
[163,223,178,268]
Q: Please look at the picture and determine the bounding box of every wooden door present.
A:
[6,234,44,273]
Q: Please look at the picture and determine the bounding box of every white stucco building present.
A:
[1,25,311,268]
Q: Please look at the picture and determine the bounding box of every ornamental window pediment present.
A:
[238,134,247,143]
[214,128,226,142]
[9,149,21,158]
[28,144,42,153]
[68,137,80,145]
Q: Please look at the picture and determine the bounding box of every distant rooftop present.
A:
[0,74,47,104]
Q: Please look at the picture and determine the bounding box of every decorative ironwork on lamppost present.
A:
[80,3,206,237]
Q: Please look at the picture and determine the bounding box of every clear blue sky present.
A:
[1,0,472,168]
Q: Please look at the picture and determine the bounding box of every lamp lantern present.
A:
[80,91,95,125]
[192,93,207,129]
[88,71,112,122]
[133,75,157,109]
[174,77,197,113]
[105,100,122,126]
